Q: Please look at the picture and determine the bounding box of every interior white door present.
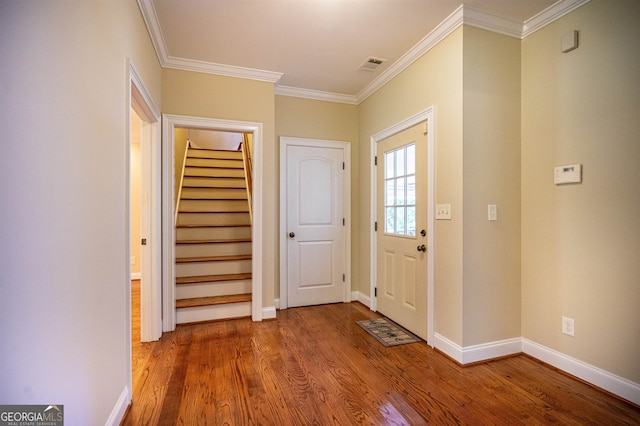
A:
[286,144,345,308]
[376,122,428,339]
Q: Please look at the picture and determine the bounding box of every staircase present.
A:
[175,147,252,324]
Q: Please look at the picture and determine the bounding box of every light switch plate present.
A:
[436,204,451,220]
[488,204,497,221]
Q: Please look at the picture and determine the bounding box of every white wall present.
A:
[0,1,161,423]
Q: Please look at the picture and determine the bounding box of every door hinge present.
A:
[342,273,345,282]
[343,162,345,170]
[343,218,345,226]
[141,238,147,246]
[374,287,377,297]
[374,156,378,166]
[374,221,378,231]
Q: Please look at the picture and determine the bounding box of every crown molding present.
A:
[164,56,283,84]
[356,5,525,103]
[275,85,358,105]
[137,0,282,84]
[137,0,169,64]
[356,5,465,103]
[463,5,523,38]
[137,0,591,105]
[523,0,591,38]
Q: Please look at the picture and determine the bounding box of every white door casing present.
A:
[279,137,351,310]
[370,108,435,346]
[162,114,265,330]
[128,61,161,343]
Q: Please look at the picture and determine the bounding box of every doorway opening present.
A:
[370,108,435,346]
[162,114,265,331]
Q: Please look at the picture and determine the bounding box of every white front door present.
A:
[283,142,347,308]
[376,122,428,339]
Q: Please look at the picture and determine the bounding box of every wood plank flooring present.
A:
[127,287,639,425]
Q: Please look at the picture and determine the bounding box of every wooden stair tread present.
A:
[176,294,252,309]
[181,196,248,200]
[176,238,251,244]
[176,224,250,228]
[176,273,252,285]
[176,254,252,263]
[185,165,244,169]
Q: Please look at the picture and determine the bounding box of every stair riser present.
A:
[176,242,252,258]
[175,280,252,299]
[184,167,245,178]
[186,158,243,169]
[180,199,249,212]
[176,212,251,226]
[188,150,243,160]
[181,187,247,200]
[176,226,251,240]
[182,177,246,188]
[176,259,252,277]
[176,302,251,324]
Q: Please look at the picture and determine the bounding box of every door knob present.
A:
[417,244,426,252]
[420,229,426,237]
[289,232,295,238]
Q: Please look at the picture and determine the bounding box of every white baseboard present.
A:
[434,333,520,364]
[262,305,277,320]
[522,338,640,406]
[131,272,141,280]
[433,334,640,405]
[106,386,130,426]
[351,291,371,308]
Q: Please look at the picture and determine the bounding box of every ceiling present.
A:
[139,0,570,103]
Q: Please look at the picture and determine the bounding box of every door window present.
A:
[384,144,416,237]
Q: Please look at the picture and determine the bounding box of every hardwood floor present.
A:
[126,290,639,425]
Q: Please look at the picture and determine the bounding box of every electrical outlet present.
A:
[562,316,575,337]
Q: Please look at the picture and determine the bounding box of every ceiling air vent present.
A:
[358,56,387,72]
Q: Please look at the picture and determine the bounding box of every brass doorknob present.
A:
[289,232,295,238]
[417,244,426,252]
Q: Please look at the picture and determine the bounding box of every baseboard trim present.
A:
[433,333,639,405]
[351,291,371,308]
[262,305,277,320]
[131,272,141,280]
[434,334,520,365]
[522,338,640,406]
[105,386,130,426]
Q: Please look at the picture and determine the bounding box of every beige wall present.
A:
[275,95,359,297]
[462,26,522,346]
[0,1,161,423]
[358,28,465,344]
[162,69,277,308]
[521,0,640,383]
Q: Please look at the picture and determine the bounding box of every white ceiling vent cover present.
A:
[358,56,387,72]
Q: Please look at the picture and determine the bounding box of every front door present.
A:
[376,122,428,339]
[285,143,346,308]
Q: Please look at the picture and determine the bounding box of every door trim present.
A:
[128,60,162,344]
[162,114,264,330]
[370,108,435,346]
[279,137,351,310]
